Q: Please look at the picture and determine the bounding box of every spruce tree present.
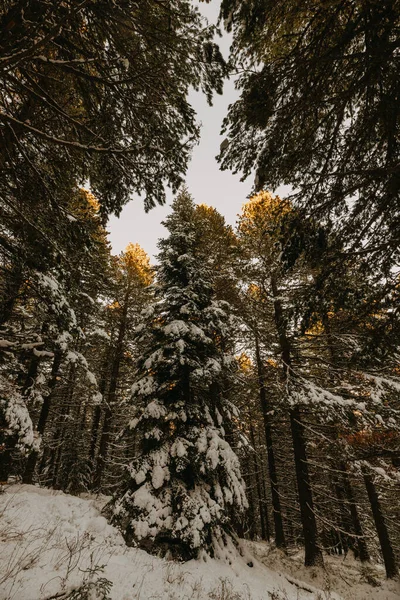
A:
[109,190,247,560]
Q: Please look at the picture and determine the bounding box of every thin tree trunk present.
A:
[254,335,285,548]
[261,462,271,541]
[289,406,322,565]
[89,352,110,464]
[50,365,77,488]
[0,433,18,483]
[333,477,350,556]
[243,468,257,540]
[92,404,112,490]
[0,263,23,326]
[92,285,130,489]
[38,386,70,484]
[363,468,397,578]
[50,442,63,488]
[322,320,370,563]
[341,464,370,562]
[271,274,322,566]
[249,421,270,541]
[21,353,41,395]
[22,349,63,483]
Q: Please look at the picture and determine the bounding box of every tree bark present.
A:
[89,352,110,464]
[322,319,370,562]
[363,468,397,578]
[341,464,370,562]
[254,335,285,548]
[289,406,322,565]
[92,284,130,489]
[243,468,257,540]
[0,263,23,326]
[249,420,270,541]
[271,274,322,566]
[22,349,62,483]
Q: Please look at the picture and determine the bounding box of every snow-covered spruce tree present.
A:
[108,191,247,560]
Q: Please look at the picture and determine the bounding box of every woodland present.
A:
[0,0,399,596]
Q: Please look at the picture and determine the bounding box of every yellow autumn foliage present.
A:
[239,190,291,238]
[80,188,100,213]
[236,352,253,372]
[121,243,153,286]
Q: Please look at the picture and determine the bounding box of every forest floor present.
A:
[0,485,398,600]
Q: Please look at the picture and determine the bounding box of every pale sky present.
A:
[107,4,284,261]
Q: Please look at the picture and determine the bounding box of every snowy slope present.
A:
[0,485,398,600]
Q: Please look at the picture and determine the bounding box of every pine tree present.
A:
[108,190,247,560]
[237,192,321,563]
[218,0,400,272]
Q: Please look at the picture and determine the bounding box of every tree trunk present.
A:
[322,322,370,563]
[0,433,18,483]
[50,442,63,488]
[0,263,23,326]
[243,468,257,540]
[290,406,322,565]
[92,404,112,490]
[22,349,63,483]
[49,365,77,488]
[363,468,397,578]
[92,285,130,489]
[89,352,110,464]
[261,466,271,541]
[254,335,285,548]
[271,274,322,566]
[249,420,270,541]
[341,464,370,562]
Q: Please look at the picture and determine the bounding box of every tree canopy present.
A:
[219,0,400,270]
[1,0,225,214]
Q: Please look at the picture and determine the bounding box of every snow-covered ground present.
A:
[0,485,398,600]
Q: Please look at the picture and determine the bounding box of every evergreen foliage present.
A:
[218,0,400,270]
[0,0,226,213]
[109,191,247,560]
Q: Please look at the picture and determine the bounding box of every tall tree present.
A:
[219,0,400,271]
[237,192,320,561]
[0,188,110,483]
[108,190,247,560]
